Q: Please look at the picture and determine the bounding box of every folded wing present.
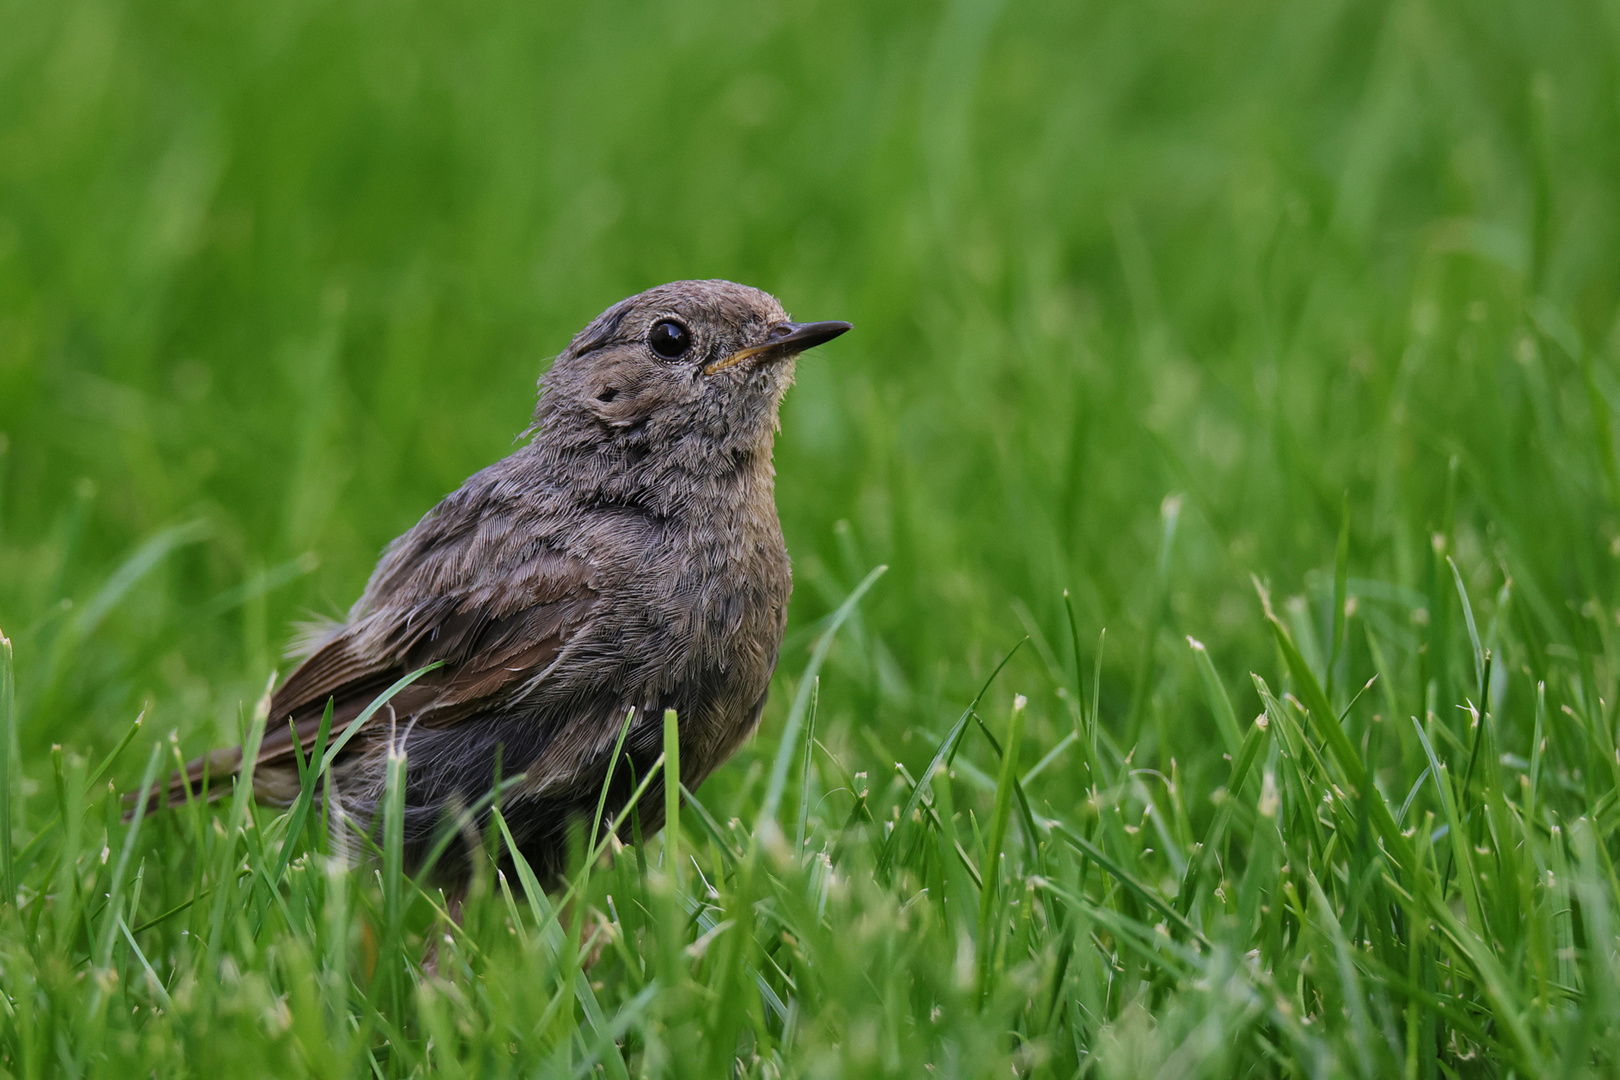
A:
[159,538,598,809]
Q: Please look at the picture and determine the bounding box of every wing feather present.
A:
[157,542,597,808]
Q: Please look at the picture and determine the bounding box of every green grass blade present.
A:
[1447,556,1484,694]
[118,913,174,1009]
[73,519,212,641]
[663,707,681,891]
[87,710,144,790]
[1527,681,1545,825]
[976,693,1026,995]
[1127,495,1180,738]
[1409,718,1486,936]
[491,805,633,1080]
[266,698,334,894]
[1020,729,1077,787]
[878,638,1026,875]
[96,740,164,969]
[1187,635,1243,757]
[759,564,886,825]
[205,697,268,973]
[380,740,406,948]
[0,630,13,903]
[1177,711,1270,913]
[589,707,637,858]
[549,752,665,917]
[1255,576,1413,873]
[794,676,819,853]
[318,662,444,776]
[1052,821,1210,949]
[1330,494,1349,701]
[1090,628,1106,762]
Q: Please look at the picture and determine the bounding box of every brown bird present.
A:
[159,280,849,889]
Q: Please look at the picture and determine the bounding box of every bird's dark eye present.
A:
[648,319,691,359]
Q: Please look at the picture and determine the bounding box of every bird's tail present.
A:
[125,746,243,820]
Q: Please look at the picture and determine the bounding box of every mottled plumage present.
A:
[163,280,849,887]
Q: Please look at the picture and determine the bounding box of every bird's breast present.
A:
[623,477,790,771]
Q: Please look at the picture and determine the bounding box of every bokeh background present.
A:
[2,0,1619,804]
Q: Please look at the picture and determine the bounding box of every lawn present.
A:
[3,0,1620,1075]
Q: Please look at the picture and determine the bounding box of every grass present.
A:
[4,0,1620,1075]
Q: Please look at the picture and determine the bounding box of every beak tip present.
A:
[781,319,853,352]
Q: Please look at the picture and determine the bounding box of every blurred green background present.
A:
[2,0,1618,796]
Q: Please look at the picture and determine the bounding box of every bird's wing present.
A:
[163,528,599,807]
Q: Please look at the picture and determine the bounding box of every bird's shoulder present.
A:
[358,453,597,610]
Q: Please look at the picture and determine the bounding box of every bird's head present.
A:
[534,280,849,464]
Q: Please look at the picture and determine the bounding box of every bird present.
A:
[155,279,850,892]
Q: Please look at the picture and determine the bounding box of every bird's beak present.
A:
[704,320,852,375]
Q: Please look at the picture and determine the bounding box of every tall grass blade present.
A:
[1447,556,1484,694]
[1255,576,1413,872]
[318,662,443,776]
[1127,495,1180,737]
[663,707,681,891]
[267,698,333,892]
[589,707,637,858]
[976,693,1026,995]
[1177,711,1270,913]
[0,631,12,903]
[1187,636,1243,757]
[1527,681,1545,825]
[74,519,212,641]
[97,740,165,969]
[760,564,885,825]
[1052,821,1210,948]
[1330,494,1350,701]
[795,676,819,853]
[878,638,1025,875]
[87,710,144,790]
